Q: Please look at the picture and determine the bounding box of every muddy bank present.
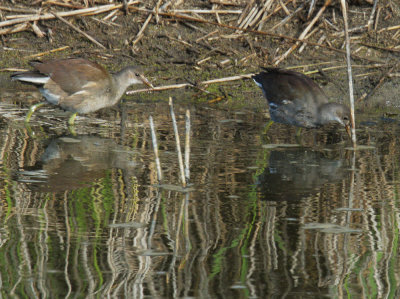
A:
[0,1,399,113]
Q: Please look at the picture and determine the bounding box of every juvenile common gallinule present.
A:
[252,68,351,135]
[11,58,152,125]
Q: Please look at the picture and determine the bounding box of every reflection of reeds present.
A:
[169,97,186,187]
[149,115,163,183]
[1,100,399,298]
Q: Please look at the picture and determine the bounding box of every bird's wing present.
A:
[252,68,329,107]
[31,58,112,95]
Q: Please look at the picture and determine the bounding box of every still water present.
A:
[0,90,398,298]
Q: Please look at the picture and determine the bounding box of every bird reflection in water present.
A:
[256,148,349,201]
[18,135,141,192]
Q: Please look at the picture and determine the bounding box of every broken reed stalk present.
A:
[126,74,253,94]
[367,0,379,31]
[24,45,70,59]
[169,97,186,187]
[356,63,399,102]
[0,4,124,28]
[128,6,377,64]
[184,110,191,183]
[149,115,163,182]
[132,13,152,45]
[340,0,356,145]
[273,0,331,65]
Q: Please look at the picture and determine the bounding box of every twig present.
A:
[155,0,163,23]
[239,5,258,29]
[0,1,144,28]
[308,0,317,19]
[30,22,45,38]
[128,82,190,94]
[91,16,121,27]
[367,0,379,31]
[184,110,191,183]
[210,0,244,5]
[42,1,84,9]
[149,116,163,183]
[169,97,186,187]
[360,43,400,53]
[0,5,123,29]
[273,0,331,65]
[374,6,381,31]
[257,0,291,30]
[377,24,400,33]
[356,63,399,103]
[0,22,29,35]
[102,9,119,21]
[132,13,152,45]
[126,74,253,94]
[236,1,253,27]
[0,67,27,72]
[128,5,377,63]
[0,6,37,14]
[270,3,305,31]
[171,9,242,14]
[340,0,356,144]
[24,45,70,59]
[214,5,222,25]
[279,0,290,15]
[249,0,273,28]
[195,29,218,42]
[298,27,319,53]
[52,12,106,49]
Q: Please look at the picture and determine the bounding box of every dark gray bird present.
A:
[252,68,351,135]
[11,58,153,126]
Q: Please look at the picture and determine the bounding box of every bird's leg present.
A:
[68,125,77,136]
[24,122,34,138]
[25,102,46,123]
[263,120,274,134]
[295,127,302,137]
[68,112,78,126]
[295,128,303,144]
[261,120,274,143]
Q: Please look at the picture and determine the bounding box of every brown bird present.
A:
[11,58,153,126]
[252,68,351,135]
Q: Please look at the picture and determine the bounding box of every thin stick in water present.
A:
[149,116,163,182]
[340,0,357,145]
[184,110,191,183]
[169,97,186,187]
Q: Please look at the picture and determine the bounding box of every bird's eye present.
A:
[343,116,349,121]
[135,73,140,77]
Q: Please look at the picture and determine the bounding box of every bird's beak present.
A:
[139,74,154,88]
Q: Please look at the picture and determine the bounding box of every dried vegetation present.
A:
[0,0,399,107]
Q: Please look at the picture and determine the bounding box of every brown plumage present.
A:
[11,58,152,125]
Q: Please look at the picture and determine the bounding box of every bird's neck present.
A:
[317,103,341,125]
[111,71,132,102]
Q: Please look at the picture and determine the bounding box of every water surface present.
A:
[0,88,399,298]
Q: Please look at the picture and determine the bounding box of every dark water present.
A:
[0,88,399,298]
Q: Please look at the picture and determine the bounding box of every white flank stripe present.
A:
[253,79,263,89]
[15,76,50,84]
